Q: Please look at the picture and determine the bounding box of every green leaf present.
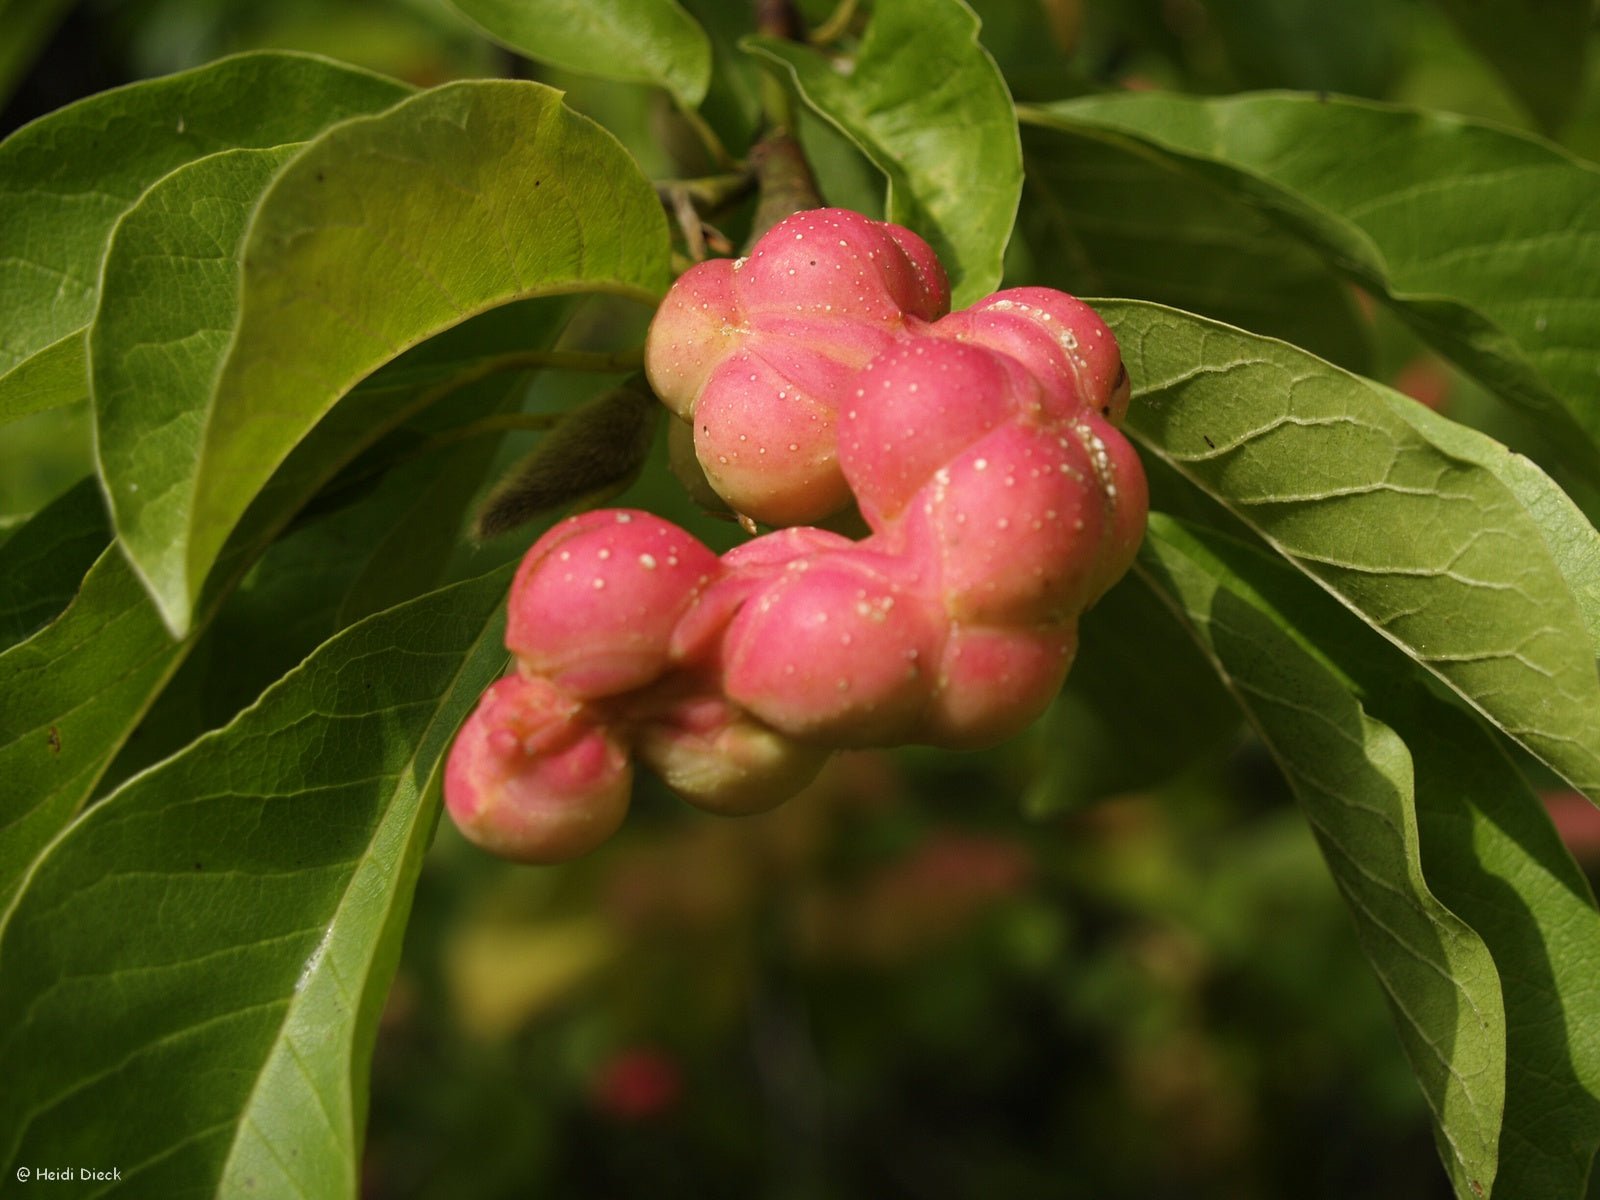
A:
[1019,123,1373,372]
[1026,93,1600,471]
[1144,518,1600,1198]
[92,145,302,612]
[0,300,573,910]
[441,0,711,110]
[0,549,178,909]
[0,51,412,419]
[1138,516,1506,1199]
[102,79,668,635]
[1102,299,1600,798]
[0,563,514,1196]
[1404,712,1600,1198]
[678,0,763,149]
[0,477,108,652]
[1428,0,1589,131]
[0,335,86,426]
[1382,393,1600,658]
[105,377,525,789]
[745,0,1021,307]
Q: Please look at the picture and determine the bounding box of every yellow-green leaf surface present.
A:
[442,0,711,109]
[0,564,514,1197]
[1028,94,1600,470]
[1144,519,1600,1198]
[93,145,300,605]
[0,51,412,422]
[1386,394,1600,657]
[745,0,1020,307]
[105,80,667,634]
[1139,518,1505,1198]
[1105,300,1600,798]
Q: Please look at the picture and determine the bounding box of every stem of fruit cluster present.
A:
[745,132,823,246]
[808,0,859,45]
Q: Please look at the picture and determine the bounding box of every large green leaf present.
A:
[0,563,514,1196]
[1102,300,1600,798]
[1428,0,1589,131]
[92,145,301,609]
[1138,518,1505,1198]
[1143,518,1600,1198]
[103,379,523,790]
[1385,394,1600,657]
[1020,124,1372,372]
[745,0,1020,307]
[0,335,85,425]
[0,51,412,423]
[0,477,108,652]
[441,0,711,110]
[100,79,667,635]
[1026,94,1600,471]
[0,300,572,910]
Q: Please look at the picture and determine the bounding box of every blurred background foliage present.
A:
[5,0,1600,1196]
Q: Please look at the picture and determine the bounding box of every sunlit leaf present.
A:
[1028,93,1600,471]
[441,0,711,109]
[0,564,514,1196]
[746,0,1020,306]
[98,79,667,634]
[0,52,411,420]
[1144,518,1600,1198]
[1104,299,1600,798]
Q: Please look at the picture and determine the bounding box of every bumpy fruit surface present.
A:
[645,208,949,525]
[445,209,1147,864]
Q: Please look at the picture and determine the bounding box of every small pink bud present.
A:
[631,687,830,815]
[669,526,858,666]
[904,422,1108,624]
[506,509,721,699]
[644,209,951,525]
[735,208,949,324]
[920,622,1077,748]
[689,347,858,525]
[940,288,1131,422]
[1063,412,1150,607]
[721,548,946,745]
[837,337,1027,527]
[642,258,741,418]
[444,675,631,863]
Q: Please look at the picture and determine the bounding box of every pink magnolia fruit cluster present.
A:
[445,209,1147,863]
